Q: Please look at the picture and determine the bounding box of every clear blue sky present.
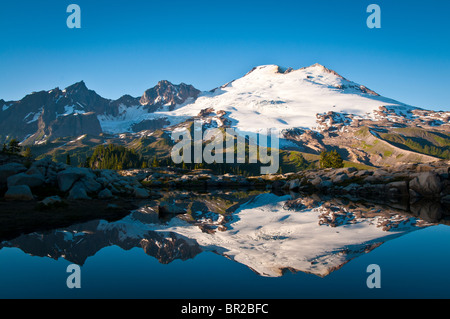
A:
[0,0,449,111]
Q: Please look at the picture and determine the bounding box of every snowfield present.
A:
[154,64,414,134]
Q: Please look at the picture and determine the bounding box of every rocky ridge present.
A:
[0,80,199,144]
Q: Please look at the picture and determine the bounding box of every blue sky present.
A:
[0,0,449,111]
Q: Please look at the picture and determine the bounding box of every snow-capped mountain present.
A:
[1,63,447,141]
[162,63,417,133]
[1,63,448,167]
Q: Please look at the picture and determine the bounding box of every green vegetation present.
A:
[1,139,21,155]
[280,151,316,173]
[383,150,393,158]
[319,150,344,169]
[355,127,370,137]
[19,124,381,175]
[361,141,374,150]
[343,161,373,170]
[380,130,450,159]
[26,135,369,175]
[22,147,32,158]
[88,144,145,170]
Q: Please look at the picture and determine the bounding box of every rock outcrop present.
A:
[140,80,200,112]
[122,161,449,203]
[0,158,157,202]
[5,185,34,201]
[0,162,27,187]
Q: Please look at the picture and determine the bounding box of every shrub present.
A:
[319,150,344,169]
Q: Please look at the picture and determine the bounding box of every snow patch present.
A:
[24,107,43,124]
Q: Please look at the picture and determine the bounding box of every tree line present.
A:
[1,138,32,158]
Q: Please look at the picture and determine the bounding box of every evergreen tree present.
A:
[89,144,145,170]
[319,150,344,169]
[8,139,21,155]
[152,157,159,168]
[66,154,71,166]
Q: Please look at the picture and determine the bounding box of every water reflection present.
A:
[0,190,448,278]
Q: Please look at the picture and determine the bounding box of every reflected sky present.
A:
[0,191,449,299]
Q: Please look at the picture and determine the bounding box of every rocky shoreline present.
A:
[271,162,450,202]
[0,157,448,207]
[123,161,450,204]
[0,157,448,241]
[0,158,158,206]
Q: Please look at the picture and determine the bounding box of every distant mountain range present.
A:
[0,79,200,144]
[1,63,449,168]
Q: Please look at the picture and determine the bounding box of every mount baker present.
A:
[1,63,448,167]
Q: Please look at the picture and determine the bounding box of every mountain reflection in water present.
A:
[1,190,448,278]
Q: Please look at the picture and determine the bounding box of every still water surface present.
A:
[0,191,449,299]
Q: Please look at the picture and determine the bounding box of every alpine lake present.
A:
[0,188,449,299]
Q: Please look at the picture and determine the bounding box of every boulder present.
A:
[31,157,53,168]
[95,177,109,187]
[318,180,333,189]
[25,166,45,176]
[57,167,95,192]
[409,172,442,197]
[134,187,150,199]
[158,202,187,215]
[310,177,323,187]
[0,163,27,186]
[40,195,63,207]
[416,164,435,172]
[67,182,91,200]
[45,170,58,185]
[98,188,113,199]
[7,172,45,188]
[4,185,34,201]
[372,170,389,177]
[99,170,120,184]
[355,170,371,177]
[80,176,102,193]
[331,173,348,184]
[334,167,357,175]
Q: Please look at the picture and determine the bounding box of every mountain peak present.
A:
[309,62,327,69]
[304,63,345,79]
[140,81,200,110]
[157,80,173,86]
[244,63,344,78]
[64,80,88,94]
